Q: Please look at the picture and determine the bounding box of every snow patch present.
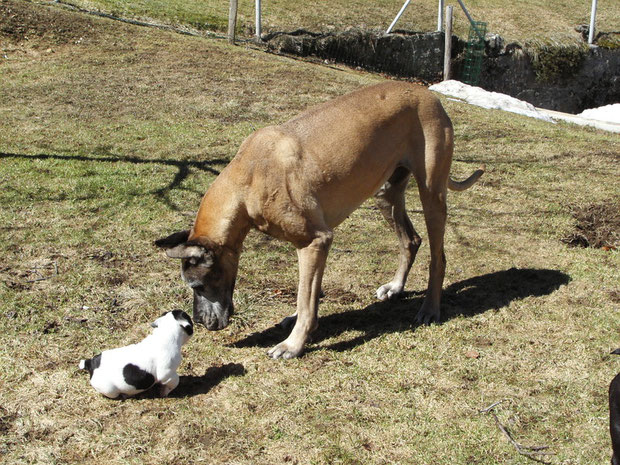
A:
[430,80,620,133]
[578,104,620,125]
[429,80,554,122]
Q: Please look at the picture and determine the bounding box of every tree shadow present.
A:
[232,268,571,353]
[0,151,229,211]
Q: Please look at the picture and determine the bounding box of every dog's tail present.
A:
[448,164,485,192]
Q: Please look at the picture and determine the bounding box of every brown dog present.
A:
[156,81,484,359]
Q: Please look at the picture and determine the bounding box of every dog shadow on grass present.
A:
[169,363,246,398]
[134,363,246,400]
[232,268,571,353]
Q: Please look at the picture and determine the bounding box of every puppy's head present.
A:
[151,310,194,342]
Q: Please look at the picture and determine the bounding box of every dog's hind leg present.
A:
[374,166,422,301]
[415,181,448,325]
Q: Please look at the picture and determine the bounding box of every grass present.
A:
[1,1,620,464]
[38,0,620,43]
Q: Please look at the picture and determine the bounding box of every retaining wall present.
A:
[265,29,620,114]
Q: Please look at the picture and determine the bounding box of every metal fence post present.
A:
[228,0,238,44]
[256,0,262,40]
[588,0,598,44]
[443,6,453,80]
[437,0,444,32]
[386,0,411,34]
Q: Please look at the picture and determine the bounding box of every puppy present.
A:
[611,348,620,465]
[79,310,193,398]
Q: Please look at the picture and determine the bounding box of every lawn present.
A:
[1,1,619,464]
[39,0,620,43]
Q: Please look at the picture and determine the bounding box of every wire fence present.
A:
[49,0,619,86]
[50,0,620,45]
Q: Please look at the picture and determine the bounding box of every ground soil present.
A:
[563,202,620,250]
[0,0,98,46]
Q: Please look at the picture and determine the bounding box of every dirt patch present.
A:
[562,203,619,250]
[0,406,16,434]
[0,0,98,46]
[323,287,360,305]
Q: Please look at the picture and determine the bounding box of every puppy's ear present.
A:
[612,348,620,355]
[172,310,194,336]
[180,321,193,336]
[155,231,205,260]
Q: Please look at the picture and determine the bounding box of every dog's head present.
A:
[151,310,194,341]
[155,231,235,330]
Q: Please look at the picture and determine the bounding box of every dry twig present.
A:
[480,400,555,464]
[25,261,59,283]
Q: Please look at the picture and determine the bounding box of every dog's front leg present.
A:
[268,231,332,359]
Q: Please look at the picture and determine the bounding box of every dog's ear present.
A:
[612,348,620,355]
[155,230,190,248]
[155,231,205,260]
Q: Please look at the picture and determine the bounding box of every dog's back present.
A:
[79,343,153,398]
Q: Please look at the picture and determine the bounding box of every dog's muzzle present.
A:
[193,290,232,330]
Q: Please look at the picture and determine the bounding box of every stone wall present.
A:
[481,37,620,113]
[265,29,448,82]
[265,29,620,114]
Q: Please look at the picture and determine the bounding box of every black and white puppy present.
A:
[611,348,620,465]
[79,310,193,398]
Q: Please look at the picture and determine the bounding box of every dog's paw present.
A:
[267,340,304,359]
[415,304,440,325]
[376,282,404,301]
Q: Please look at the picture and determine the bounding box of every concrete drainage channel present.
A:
[264,29,620,115]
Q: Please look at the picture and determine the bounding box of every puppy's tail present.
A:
[79,353,101,378]
[448,165,485,192]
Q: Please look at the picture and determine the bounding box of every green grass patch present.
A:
[40,0,620,43]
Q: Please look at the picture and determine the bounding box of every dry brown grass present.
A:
[1,2,619,464]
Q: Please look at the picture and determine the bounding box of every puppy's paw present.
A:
[160,385,174,397]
